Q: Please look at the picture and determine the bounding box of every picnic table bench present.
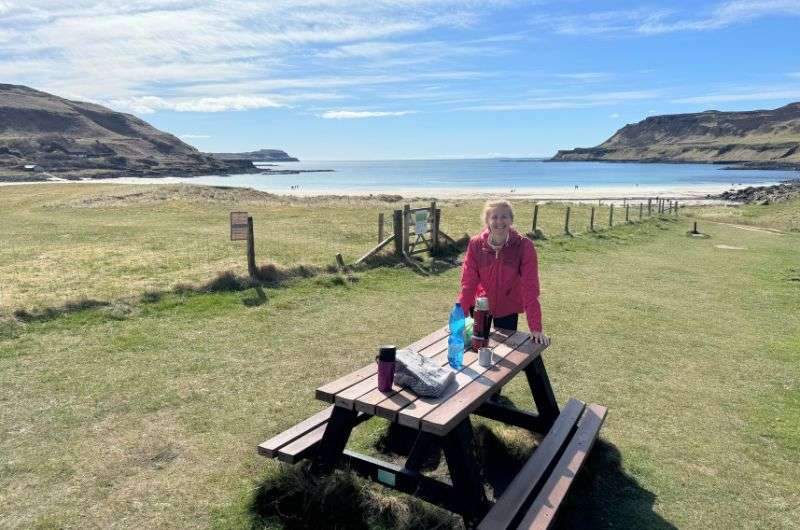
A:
[258,325,607,528]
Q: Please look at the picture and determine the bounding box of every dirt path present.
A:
[707,221,786,235]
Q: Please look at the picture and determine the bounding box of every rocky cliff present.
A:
[211,149,298,162]
[0,84,255,182]
[552,103,800,168]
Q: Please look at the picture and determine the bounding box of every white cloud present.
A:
[0,0,508,113]
[609,113,620,118]
[462,90,660,111]
[179,134,211,139]
[108,95,284,113]
[320,110,417,119]
[554,72,611,82]
[531,0,800,36]
[671,86,800,104]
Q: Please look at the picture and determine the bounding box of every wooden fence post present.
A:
[247,216,257,280]
[402,204,411,255]
[393,209,403,256]
[639,203,643,221]
[564,206,571,235]
[647,198,652,216]
[435,208,442,246]
[532,204,539,233]
[609,204,614,227]
[430,201,438,251]
[590,206,595,232]
[674,201,679,216]
[378,213,384,244]
[625,204,630,222]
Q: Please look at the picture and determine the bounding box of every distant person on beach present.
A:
[457,200,549,345]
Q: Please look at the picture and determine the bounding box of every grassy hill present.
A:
[1,184,798,529]
[553,103,800,168]
[0,84,252,181]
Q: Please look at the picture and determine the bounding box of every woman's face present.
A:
[486,207,513,239]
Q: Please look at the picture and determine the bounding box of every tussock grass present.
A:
[251,462,461,530]
[0,316,23,339]
[12,297,110,323]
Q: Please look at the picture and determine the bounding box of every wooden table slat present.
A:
[395,331,527,429]
[316,325,449,402]
[420,337,547,435]
[335,374,380,409]
[356,337,449,416]
[368,348,450,420]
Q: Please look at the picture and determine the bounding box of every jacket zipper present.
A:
[494,245,501,317]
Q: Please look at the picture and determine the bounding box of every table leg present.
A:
[441,417,489,525]
[524,355,560,430]
[315,406,358,473]
[404,431,440,472]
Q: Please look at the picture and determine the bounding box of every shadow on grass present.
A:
[250,461,463,530]
[551,439,677,530]
[8,264,354,326]
[475,396,675,528]
[352,235,468,277]
[248,415,673,530]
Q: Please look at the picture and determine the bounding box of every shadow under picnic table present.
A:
[474,396,676,529]
[549,439,678,530]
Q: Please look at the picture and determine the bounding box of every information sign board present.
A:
[230,212,249,241]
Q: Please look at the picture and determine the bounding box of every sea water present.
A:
[185,159,792,195]
[13,158,794,195]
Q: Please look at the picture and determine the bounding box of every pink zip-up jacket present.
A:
[457,227,542,332]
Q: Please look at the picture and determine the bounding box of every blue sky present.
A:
[1,0,799,159]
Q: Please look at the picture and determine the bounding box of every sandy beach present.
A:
[0,177,769,204]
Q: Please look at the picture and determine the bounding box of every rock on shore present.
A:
[707,179,800,204]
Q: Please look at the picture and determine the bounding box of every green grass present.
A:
[690,196,800,232]
[1,184,798,529]
[0,183,646,311]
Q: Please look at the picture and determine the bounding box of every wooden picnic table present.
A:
[311,325,557,524]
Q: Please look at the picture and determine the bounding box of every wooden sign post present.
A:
[231,212,257,279]
[230,212,248,241]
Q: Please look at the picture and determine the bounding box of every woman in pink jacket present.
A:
[458,200,550,345]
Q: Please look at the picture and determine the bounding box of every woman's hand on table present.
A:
[531,331,550,346]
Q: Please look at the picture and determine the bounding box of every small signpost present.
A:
[230,212,249,241]
[231,212,257,279]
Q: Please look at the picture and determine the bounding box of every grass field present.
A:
[1,184,798,529]
[1,183,652,311]
[690,197,800,233]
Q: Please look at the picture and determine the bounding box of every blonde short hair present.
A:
[482,200,514,225]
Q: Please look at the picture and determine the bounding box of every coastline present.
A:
[0,177,768,204]
[547,155,800,171]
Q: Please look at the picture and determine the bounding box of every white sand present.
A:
[1,177,769,204]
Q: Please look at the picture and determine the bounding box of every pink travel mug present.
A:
[377,345,396,392]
